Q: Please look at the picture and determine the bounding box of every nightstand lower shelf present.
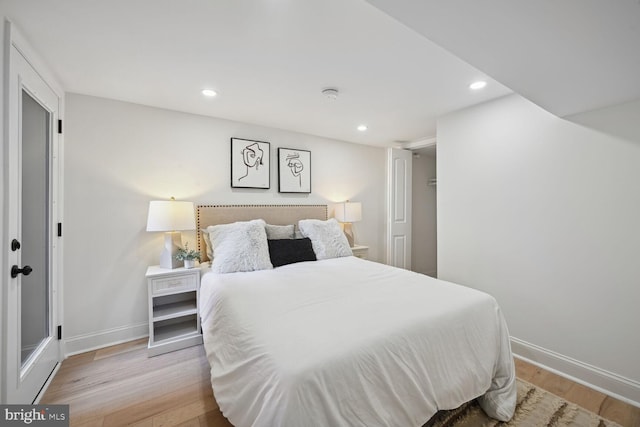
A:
[149,315,202,357]
[153,316,198,342]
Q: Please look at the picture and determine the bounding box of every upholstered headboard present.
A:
[196,204,328,261]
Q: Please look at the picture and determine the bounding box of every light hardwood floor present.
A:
[41,339,640,426]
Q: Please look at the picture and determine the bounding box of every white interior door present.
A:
[386,148,412,269]
[4,37,61,404]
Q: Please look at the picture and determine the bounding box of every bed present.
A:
[197,204,516,427]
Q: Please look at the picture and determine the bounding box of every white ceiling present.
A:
[1,0,511,147]
[3,1,638,148]
[366,0,640,118]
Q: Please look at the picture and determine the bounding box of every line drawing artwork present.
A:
[285,151,304,187]
[239,142,264,181]
[231,138,270,189]
[278,148,311,193]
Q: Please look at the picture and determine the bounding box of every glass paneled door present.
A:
[20,90,51,367]
[4,34,61,404]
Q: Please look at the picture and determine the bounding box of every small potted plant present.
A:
[175,243,201,269]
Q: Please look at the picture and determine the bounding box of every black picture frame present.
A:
[230,138,270,189]
[278,148,311,193]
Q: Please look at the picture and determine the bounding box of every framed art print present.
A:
[278,148,311,193]
[231,138,270,189]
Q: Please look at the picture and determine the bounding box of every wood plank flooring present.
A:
[515,358,640,427]
[41,339,640,426]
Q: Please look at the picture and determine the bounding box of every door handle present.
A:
[11,265,33,279]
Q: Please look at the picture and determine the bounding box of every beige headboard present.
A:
[197,204,328,261]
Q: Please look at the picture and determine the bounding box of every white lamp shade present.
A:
[146,200,196,232]
[334,201,362,223]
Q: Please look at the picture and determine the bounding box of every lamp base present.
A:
[159,231,184,269]
[343,223,355,248]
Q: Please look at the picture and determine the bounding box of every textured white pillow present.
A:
[207,219,273,273]
[298,218,353,260]
[265,224,295,239]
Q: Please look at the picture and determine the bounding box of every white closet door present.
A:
[386,148,412,269]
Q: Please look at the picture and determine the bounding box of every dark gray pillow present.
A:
[267,238,317,267]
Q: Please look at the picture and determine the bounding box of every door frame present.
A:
[1,19,65,404]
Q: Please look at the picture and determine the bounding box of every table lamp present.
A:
[335,201,362,247]
[146,198,196,269]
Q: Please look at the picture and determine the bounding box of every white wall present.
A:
[411,153,437,276]
[437,94,640,404]
[63,93,386,353]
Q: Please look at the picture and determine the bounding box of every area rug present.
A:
[424,379,622,427]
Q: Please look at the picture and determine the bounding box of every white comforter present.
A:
[200,257,516,427]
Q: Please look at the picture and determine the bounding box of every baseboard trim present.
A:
[511,337,640,408]
[64,322,149,357]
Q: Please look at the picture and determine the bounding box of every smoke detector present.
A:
[322,88,339,100]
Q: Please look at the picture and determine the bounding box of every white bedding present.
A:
[200,257,516,427]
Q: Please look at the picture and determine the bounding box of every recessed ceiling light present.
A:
[202,89,217,97]
[469,81,487,90]
[357,125,368,132]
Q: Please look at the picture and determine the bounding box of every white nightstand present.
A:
[351,245,369,260]
[146,266,203,357]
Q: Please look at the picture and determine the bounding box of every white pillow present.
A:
[206,219,273,273]
[265,224,295,239]
[298,218,352,260]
